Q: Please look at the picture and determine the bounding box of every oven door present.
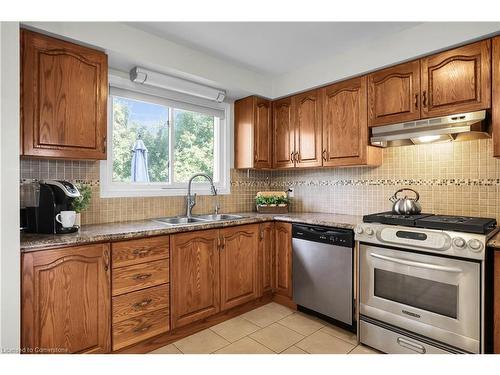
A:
[360,244,480,353]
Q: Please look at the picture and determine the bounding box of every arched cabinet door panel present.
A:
[421,40,491,118]
[170,229,220,328]
[368,60,421,127]
[21,244,111,353]
[21,29,107,159]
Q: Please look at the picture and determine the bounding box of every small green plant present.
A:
[255,195,288,206]
[255,195,268,206]
[71,183,92,213]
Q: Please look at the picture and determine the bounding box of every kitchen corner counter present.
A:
[20,212,363,252]
[488,232,500,249]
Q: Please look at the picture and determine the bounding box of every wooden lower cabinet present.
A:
[259,222,275,295]
[220,225,259,310]
[21,244,111,354]
[274,222,293,298]
[170,229,221,329]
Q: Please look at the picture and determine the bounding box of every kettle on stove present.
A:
[389,188,422,215]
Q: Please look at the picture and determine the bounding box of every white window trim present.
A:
[100,75,231,198]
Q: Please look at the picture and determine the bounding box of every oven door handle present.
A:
[369,253,463,273]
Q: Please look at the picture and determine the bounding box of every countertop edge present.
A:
[20,212,362,252]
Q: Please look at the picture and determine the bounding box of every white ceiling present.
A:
[126,22,422,76]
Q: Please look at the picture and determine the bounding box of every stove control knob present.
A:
[354,227,364,235]
[468,239,483,252]
[452,237,466,249]
[365,228,374,236]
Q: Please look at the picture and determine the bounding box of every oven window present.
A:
[374,269,458,319]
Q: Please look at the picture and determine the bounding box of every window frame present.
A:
[100,76,231,198]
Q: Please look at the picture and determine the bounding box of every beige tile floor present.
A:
[150,302,381,354]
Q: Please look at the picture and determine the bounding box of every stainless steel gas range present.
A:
[355,212,498,354]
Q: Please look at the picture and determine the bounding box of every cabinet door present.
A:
[273,97,295,168]
[421,40,491,118]
[21,29,108,159]
[368,60,421,126]
[275,222,292,297]
[21,244,111,353]
[322,76,371,166]
[220,225,259,311]
[493,37,500,158]
[258,222,275,295]
[170,229,220,328]
[293,89,323,167]
[254,97,273,169]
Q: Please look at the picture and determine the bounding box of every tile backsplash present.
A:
[21,138,500,225]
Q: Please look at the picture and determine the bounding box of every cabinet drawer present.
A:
[112,236,169,268]
[112,308,170,351]
[112,259,169,296]
[113,284,170,324]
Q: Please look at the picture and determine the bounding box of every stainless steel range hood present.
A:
[370,110,490,147]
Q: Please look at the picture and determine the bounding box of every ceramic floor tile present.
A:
[241,304,294,327]
[210,316,261,342]
[278,312,325,336]
[214,337,275,354]
[320,324,358,345]
[296,330,355,354]
[280,345,309,354]
[349,344,382,354]
[149,344,182,354]
[174,329,230,354]
[250,322,305,353]
[265,302,295,316]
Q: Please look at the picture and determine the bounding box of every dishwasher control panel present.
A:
[292,224,354,248]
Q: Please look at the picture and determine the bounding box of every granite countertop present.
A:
[20,212,363,252]
[488,231,500,249]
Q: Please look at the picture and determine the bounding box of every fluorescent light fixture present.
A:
[130,67,226,103]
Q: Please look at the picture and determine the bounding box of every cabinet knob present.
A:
[422,91,427,107]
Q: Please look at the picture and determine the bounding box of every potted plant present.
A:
[255,193,289,213]
[255,195,268,208]
[71,182,92,227]
[277,195,288,207]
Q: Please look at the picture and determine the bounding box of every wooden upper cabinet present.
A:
[293,89,323,167]
[273,97,295,168]
[492,36,500,158]
[322,76,382,167]
[421,40,491,118]
[21,244,111,353]
[274,222,292,298]
[258,222,275,295]
[234,96,272,169]
[170,229,220,329]
[219,225,259,311]
[368,60,421,127]
[21,29,108,160]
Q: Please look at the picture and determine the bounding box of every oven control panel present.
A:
[355,223,488,260]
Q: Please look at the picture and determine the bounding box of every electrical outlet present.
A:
[287,188,294,198]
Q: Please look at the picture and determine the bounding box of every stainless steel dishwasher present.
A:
[292,224,355,329]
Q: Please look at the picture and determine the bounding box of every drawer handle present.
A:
[133,273,152,281]
[134,324,152,333]
[397,337,426,354]
[133,248,150,256]
[133,298,153,309]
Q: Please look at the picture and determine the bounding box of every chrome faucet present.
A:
[186,173,218,218]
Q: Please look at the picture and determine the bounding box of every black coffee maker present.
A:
[24,180,81,234]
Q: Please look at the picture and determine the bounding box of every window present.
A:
[100,77,229,197]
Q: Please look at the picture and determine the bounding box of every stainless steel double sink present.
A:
[152,214,244,226]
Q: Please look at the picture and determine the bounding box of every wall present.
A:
[21,138,500,224]
[20,163,270,225]
[0,22,20,352]
[272,139,500,221]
